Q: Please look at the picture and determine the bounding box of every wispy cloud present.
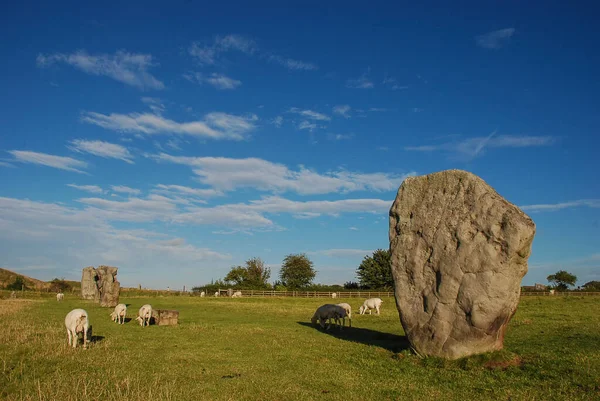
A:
[8,150,87,173]
[183,72,242,90]
[189,34,317,71]
[333,105,351,118]
[346,70,374,89]
[405,133,555,160]
[141,97,165,114]
[111,185,141,196]
[153,184,223,198]
[327,133,354,141]
[81,111,257,140]
[36,50,164,90]
[476,28,516,49]
[67,184,104,194]
[267,55,318,71]
[188,34,257,65]
[270,116,284,128]
[298,121,318,132]
[288,108,330,121]
[520,199,600,213]
[152,153,416,195]
[69,139,134,164]
[382,76,408,91]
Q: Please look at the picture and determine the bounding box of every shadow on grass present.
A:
[297,322,410,353]
[90,335,105,343]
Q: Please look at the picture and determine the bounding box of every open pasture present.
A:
[1,294,599,400]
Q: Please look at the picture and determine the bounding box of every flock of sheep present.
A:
[311,297,383,330]
[57,290,384,348]
[60,293,155,348]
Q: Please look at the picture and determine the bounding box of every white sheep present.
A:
[65,308,90,349]
[56,293,64,302]
[110,303,127,324]
[359,298,383,315]
[136,304,152,327]
[231,291,242,298]
[336,302,352,327]
[214,291,220,297]
[200,291,205,297]
[331,292,337,299]
[311,304,348,330]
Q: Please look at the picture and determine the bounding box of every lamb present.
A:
[135,304,152,327]
[358,298,383,315]
[56,293,64,302]
[311,304,348,330]
[331,292,337,299]
[200,291,205,297]
[231,291,242,298]
[65,308,90,349]
[336,302,352,327]
[110,303,127,324]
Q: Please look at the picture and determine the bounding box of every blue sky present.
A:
[1,1,599,289]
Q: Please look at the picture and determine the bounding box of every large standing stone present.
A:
[96,265,120,308]
[80,266,120,307]
[389,170,535,359]
[81,266,100,301]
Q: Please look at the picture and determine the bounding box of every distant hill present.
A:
[0,268,80,291]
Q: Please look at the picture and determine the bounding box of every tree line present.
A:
[192,249,396,294]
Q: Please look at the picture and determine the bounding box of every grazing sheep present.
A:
[135,304,152,327]
[331,292,337,299]
[231,291,242,298]
[214,291,220,297]
[336,303,352,327]
[110,303,127,324]
[56,293,64,302]
[65,308,90,349]
[358,298,383,315]
[200,291,205,297]
[311,304,348,330]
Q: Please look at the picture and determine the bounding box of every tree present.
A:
[49,278,71,293]
[356,249,393,290]
[582,281,600,291]
[223,257,271,288]
[547,270,577,291]
[6,276,27,291]
[279,253,316,289]
[344,281,360,290]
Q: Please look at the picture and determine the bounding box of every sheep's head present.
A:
[359,305,365,314]
[110,311,117,321]
[136,316,143,326]
[310,314,318,325]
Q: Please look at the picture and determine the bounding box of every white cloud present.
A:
[309,248,372,257]
[67,184,104,194]
[346,70,374,89]
[298,121,318,131]
[183,72,242,90]
[0,197,230,288]
[369,108,388,112]
[68,139,134,164]
[36,50,164,90]
[141,97,165,114]
[520,199,600,213]
[189,34,257,65]
[288,107,330,121]
[476,28,516,49]
[0,161,15,168]
[81,111,257,140]
[8,150,87,173]
[333,105,351,118]
[267,55,318,71]
[349,227,359,231]
[111,185,141,195]
[270,116,284,127]
[153,153,415,195]
[405,133,555,159]
[327,133,354,141]
[154,184,224,198]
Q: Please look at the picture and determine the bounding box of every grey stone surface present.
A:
[389,169,535,359]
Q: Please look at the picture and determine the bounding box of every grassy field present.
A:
[1,294,599,401]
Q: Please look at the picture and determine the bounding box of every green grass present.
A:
[1,295,599,400]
